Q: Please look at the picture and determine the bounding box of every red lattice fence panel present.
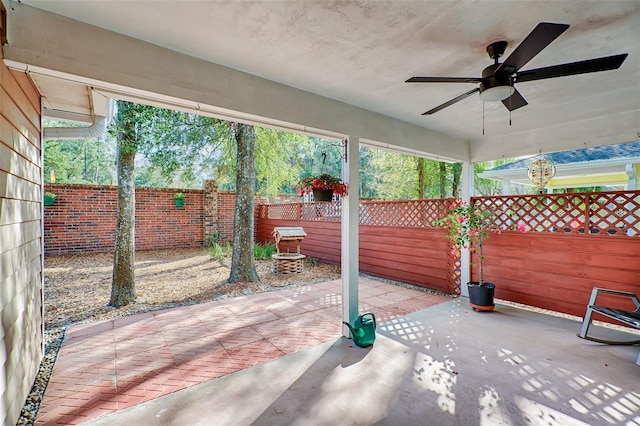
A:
[259,198,453,227]
[473,190,640,237]
[589,191,640,236]
[359,199,452,227]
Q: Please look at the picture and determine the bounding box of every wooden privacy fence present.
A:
[256,199,459,294]
[256,190,640,317]
[473,190,640,318]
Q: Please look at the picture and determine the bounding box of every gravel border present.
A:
[16,328,65,425]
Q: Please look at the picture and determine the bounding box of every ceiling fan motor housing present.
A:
[479,63,514,101]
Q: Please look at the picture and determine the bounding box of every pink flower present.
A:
[516,223,528,233]
[570,220,581,229]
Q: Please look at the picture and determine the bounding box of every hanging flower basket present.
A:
[297,173,348,200]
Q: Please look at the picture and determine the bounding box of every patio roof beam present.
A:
[3,2,469,163]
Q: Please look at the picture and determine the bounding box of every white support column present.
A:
[342,136,360,336]
[502,179,511,195]
[626,163,637,190]
[459,161,474,297]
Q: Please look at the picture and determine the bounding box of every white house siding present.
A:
[0,47,43,425]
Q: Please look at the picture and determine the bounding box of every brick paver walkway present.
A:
[35,277,451,425]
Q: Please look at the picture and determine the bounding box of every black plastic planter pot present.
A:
[467,282,495,311]
[312,188,333,202]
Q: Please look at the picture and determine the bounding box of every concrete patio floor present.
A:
[81,297,640,426]
[35,277,451,425]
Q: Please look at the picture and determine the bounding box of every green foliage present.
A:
[173,192,185,200]
[44,192,56,201]
[474,159,516,196]
[109,101,149,155]
[255,128,309,196]
[43,122,116,185]
[306,257,321,267]
[206,242,277,261]
[253,243,276,260]
[207,242,232,261]
[437,200,501,285]
[44,101,475,198]
[204,231,221,247]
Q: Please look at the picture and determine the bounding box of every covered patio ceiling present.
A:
[3,0,640,162]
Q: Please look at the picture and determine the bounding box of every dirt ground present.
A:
[44,248,341,329]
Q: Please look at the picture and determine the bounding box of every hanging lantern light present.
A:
[527,154,556,193]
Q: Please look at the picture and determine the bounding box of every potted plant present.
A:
[44,192,56,206]
[438,199,501,311]
[297,173,348,201]
[174,192,185,207]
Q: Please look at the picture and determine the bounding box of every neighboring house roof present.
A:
[480,141,640,190]
[488,141,640,172]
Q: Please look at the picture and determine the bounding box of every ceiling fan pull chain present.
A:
[482,102,485,136]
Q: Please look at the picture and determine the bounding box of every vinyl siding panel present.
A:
[0,51,42,426]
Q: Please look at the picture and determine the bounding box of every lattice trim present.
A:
[258,191,639,237]
[473,190,640,237]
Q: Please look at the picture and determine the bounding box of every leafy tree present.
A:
[254,128,310,196]
[43,126,116,185]
[474,160,512,196]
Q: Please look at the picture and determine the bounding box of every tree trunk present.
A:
[110,102,137,307]
[439,162,447,198]
[229,123,259,283]
[452,162,462,198]
[417,157,425,199]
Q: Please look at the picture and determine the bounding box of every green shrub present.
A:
[253,243,276,260]
[306,257,320,267]
[207,242,231,261]
[207,242,276,261]
[204,231,221,247]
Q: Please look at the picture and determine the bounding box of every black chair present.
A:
[578,287,640,365]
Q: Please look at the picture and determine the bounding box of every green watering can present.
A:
[343,312,376,347]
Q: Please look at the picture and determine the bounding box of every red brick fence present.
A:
[43,182,236,255]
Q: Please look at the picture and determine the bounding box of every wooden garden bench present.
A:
[578,287,640,365]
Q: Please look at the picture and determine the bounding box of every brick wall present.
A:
[216,191,236,242]
[43,183,236,255]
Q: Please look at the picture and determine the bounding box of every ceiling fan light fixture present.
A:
[479,85,515,102]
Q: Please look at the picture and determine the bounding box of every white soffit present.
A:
[9,0,640,161]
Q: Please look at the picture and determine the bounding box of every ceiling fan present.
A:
[406,22,628,115]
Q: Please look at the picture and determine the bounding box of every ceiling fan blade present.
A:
[406,76,482,83]
[496,22,570,75]
[515,53,628,83]
[501,88,528,111]
[422,88,480,115]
